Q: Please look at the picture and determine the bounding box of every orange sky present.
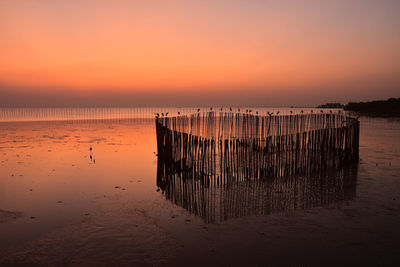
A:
[0,0,399,106]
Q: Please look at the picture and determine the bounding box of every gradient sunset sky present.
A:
[1,0,399,107]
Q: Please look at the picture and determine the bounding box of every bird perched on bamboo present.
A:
[197,108,200,112]
[229,107,232,111]
[290,110,293,114]
[165,112,168,116]
[178,112,180,115]
[276,111,280,115]
[300,110,304,114]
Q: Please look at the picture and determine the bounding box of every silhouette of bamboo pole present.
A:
[156,111,359,223]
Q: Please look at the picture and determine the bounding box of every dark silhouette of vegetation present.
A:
[345,98,400,117]
[317,103,344,109]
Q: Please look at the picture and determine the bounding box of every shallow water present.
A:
[0,109,399,266]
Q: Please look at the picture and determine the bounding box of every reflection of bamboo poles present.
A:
[156,112,359,223]
[157,154,358,223]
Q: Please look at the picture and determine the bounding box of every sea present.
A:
[0,107,399,266]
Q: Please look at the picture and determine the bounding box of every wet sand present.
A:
[0,210,24,224]
[0,116,399,266]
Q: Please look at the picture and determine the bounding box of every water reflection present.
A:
[157,153,358,223]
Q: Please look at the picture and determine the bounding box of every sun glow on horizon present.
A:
[1,0,399,104]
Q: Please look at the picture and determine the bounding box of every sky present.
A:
[0,0,399,107]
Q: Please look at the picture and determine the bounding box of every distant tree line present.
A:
[344,98,400,117]
[317,103,344,109]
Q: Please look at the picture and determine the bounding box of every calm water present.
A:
[0,108,399,266]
